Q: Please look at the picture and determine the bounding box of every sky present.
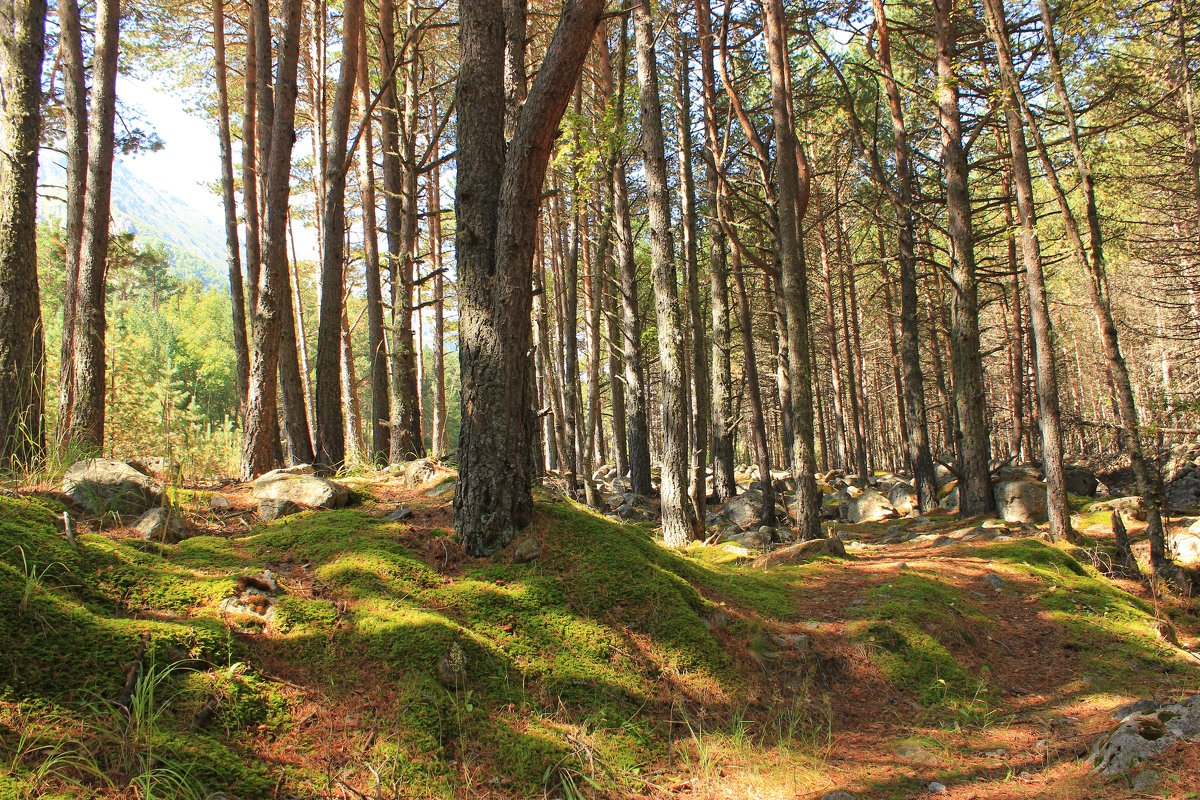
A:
[117,75,319,260]
[117,76,225,228]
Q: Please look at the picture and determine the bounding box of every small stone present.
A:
[512,536,542,564]
[1111,699,1159,721]
[133,507,184,543]
[258,498,300,521]
[928,782,947,794]
[1132,770,1160,791]
[818,792,856,800]
[209,495,232,512]
[387,506,414,521]
[985,573,1004,591]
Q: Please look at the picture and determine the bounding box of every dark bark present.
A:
[213,0,250,416]
[763,0,820,537]
[982,0,1073,541]
[454,0,606,555]
[55,0,85,439]
[697,0,735,503]
[932,0,995,515]
[357,21,389,464]
[68,0,120,451]
[870,0,938,509]
[314,0,362,471]
[0,0,47,468]
[634,0,701,546]
[243,0,304,476]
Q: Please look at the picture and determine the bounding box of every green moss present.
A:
[976,539,1088,575]
[847,574,991,712]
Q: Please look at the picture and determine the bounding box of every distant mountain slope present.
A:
[40,157,228,288]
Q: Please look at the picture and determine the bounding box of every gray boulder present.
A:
[133,507,184,543]
[994,479,1048,524]
[721,490,764,529]
[1064,466,1099,497]
[1089,695,1200,774]
[63,458,165,517]
[939,484,960,513]
[888,482,918,516]
[258,498,301,521]
[934,463,956,487]
[253,468,349,509]
[1167,528,1200,568]
[845,489,894,524]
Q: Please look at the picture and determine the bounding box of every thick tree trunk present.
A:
[213,0,250,416]
[242,9,262,315]
[68,0,120,451]
[933,0,995,515]
[243,0,304,476]
[454,0,605,555]
[634,0,701,546]
[55,0,85,439]
[982,0,1073,541]
[0,0,47,468]
[762,0,820,538]
[314,0,362,471]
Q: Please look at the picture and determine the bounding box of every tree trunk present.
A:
[932,0,994,515]
[871,0,937,509]
[213,0,250,416]
[633,0,701,546]
[607,21,653,496]
[0,0,47,468]
[68,0,120,451]
[357,21,389,464]
[675,29,708,516]
[729,235,777,526]
[243,0,304,476]
[454,0,605,555]
[428,115,449,459]
[982,0,1073,541]
[55,0,85,440]
[697,0,735,502]
[762,0,819,537]
[314,0,362,470]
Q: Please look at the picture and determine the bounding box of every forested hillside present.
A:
[2,0,1200,797]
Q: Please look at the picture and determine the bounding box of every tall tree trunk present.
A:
[68,0,120,451]
[243,0,304,476]
[870,0,937,509]
[242,7,262,315]
[357,21,389,464]
[697,0,735,502]
[729,234,777,526]
[213,0,250,416]
[633,0,701,545]
[607,21,653,496]
[428,116,449,459]
[675,29,708,516]
[381,0,420,462]
[280,233,314,463]
[55,0,85,440]
[0,0,47,468]
[314,0,362,470]
[982,0,1073,541]
[454,0,605,555]
[932,0,994,515]
[762,0,820,538]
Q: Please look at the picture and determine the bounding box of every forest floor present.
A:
[2,468,1199,800]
